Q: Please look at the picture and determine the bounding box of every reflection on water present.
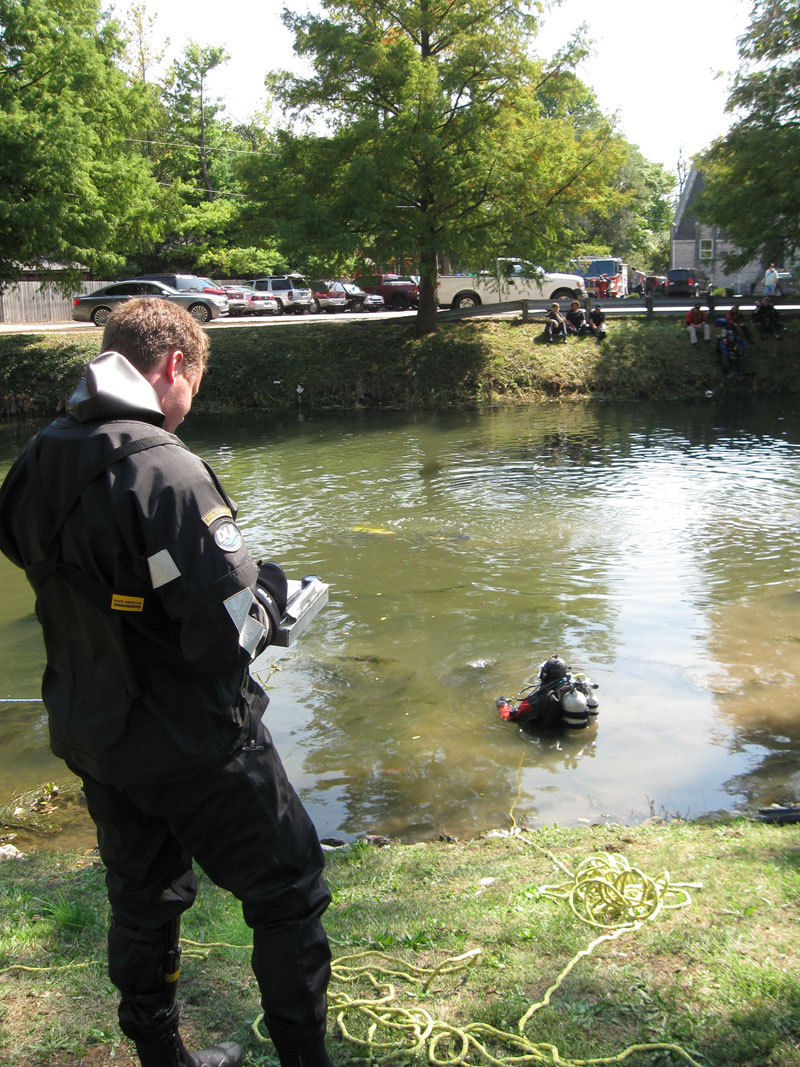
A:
[2,400,800,844]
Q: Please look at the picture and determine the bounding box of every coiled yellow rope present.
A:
[537,849,698,929]
[246,838,702,1065]
[253,742,702,1064]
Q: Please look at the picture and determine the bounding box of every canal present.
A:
[1,399,799,845]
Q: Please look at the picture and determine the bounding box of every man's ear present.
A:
[164,349,185,383]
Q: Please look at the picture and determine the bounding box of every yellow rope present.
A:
[0,961,91,974]
[245,868,702,1066]
[253,739,702,1065]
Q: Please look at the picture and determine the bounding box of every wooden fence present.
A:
[0,279,245,324]
[0,280,108,324]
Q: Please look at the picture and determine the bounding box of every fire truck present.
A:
[573,257,629,299]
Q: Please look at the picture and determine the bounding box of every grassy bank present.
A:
[0,315,797,418]
[1,819,798,1066]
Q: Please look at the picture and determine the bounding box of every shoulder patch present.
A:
[213,520,244,553]
[202,505,233,527]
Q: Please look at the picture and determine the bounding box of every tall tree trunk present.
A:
[416,245,438,336]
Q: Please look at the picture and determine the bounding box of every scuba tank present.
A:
[496,655,599,729]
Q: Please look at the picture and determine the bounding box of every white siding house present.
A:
[671,168,764,295]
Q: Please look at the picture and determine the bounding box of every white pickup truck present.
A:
[437,258,586,309]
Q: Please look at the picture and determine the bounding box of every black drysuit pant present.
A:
[71,716,332,1053]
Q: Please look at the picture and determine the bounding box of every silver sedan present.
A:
[72,280,229,327]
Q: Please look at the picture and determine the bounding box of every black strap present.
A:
[47,435,181,546]
[24,433,180,612]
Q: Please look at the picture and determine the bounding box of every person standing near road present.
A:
[0,300,335,1067]
[763,263,780,296]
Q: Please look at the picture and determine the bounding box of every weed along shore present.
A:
[0,315,798,417]
[0,819,798,1065]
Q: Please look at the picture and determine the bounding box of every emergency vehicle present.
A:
[573,257,629,299]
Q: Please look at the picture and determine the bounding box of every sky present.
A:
[118,0,753,174]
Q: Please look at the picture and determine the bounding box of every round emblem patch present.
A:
[213,521,244,552]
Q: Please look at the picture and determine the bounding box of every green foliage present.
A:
[159,41,230,201]
[577,145,675,269]
[0,0,164,290]
[696,0,800,269]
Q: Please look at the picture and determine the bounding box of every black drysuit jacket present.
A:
[0,352,275,786]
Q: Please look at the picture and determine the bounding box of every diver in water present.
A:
[496,656,599,730]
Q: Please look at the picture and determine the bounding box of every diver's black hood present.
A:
[67,351,165,426]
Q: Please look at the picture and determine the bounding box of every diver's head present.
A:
[540,656,568,682]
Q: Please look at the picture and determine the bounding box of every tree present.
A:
[119,2,168,84]
[258,0,621,334]
[0,0,162,289]
[577,146,675,270]
[161,42,230,202]
[695,0,800,270]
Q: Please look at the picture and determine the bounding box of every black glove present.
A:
[253,561,288,644]
[256,560,288,614]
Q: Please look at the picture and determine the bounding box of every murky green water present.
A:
[2,400,800,847]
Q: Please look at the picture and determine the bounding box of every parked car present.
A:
[437,260,585,308]
[645,274,668,295]
[135,273,228,297]
[329,280,384,312]
[71,280,228,327]
[223,285,279,316]
[222,285,251,315]
[775,272,797,297]
[665,268,709,298]
[247,274,313,313]
[242,288,280,315]
[357,273,419,310]
[310,280,348,313]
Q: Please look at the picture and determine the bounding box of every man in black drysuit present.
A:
[0,300,334,1067]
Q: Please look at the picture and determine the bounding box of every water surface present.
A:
[2,400,799,845]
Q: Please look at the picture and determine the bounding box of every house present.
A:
[671,168,764,295]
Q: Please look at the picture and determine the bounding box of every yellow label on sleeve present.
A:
[202,505,233,527]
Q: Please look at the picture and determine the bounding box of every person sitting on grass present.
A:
[587,304,606,342]
[565,300,588,337]
[752,295,785,339]
[718,325,746,372]
[544,302,568,343]
[725,302,751,345]
[685,304,711,346]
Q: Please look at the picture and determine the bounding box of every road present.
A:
[1,300,797,335]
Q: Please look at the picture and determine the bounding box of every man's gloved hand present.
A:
[256,560,288,613]
[253,561,288,643]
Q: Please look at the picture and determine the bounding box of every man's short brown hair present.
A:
[101,299,209,378]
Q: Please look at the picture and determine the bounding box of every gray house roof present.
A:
[672,169,705,240]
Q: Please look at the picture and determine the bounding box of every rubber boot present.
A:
[135,1027,243,1067]
[273,1036,334,1067]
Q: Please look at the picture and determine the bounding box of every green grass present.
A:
[1,315,797,419]
[1,819,799,1066]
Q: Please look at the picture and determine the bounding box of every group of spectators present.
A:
[685,295,785,348]
[686,296,786,373]
[544,300,606,343]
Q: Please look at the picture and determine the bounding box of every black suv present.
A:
[666,268,709,298]
[135,273,228,296]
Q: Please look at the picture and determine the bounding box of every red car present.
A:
[356,273,418,310]
[310,280,347,313]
